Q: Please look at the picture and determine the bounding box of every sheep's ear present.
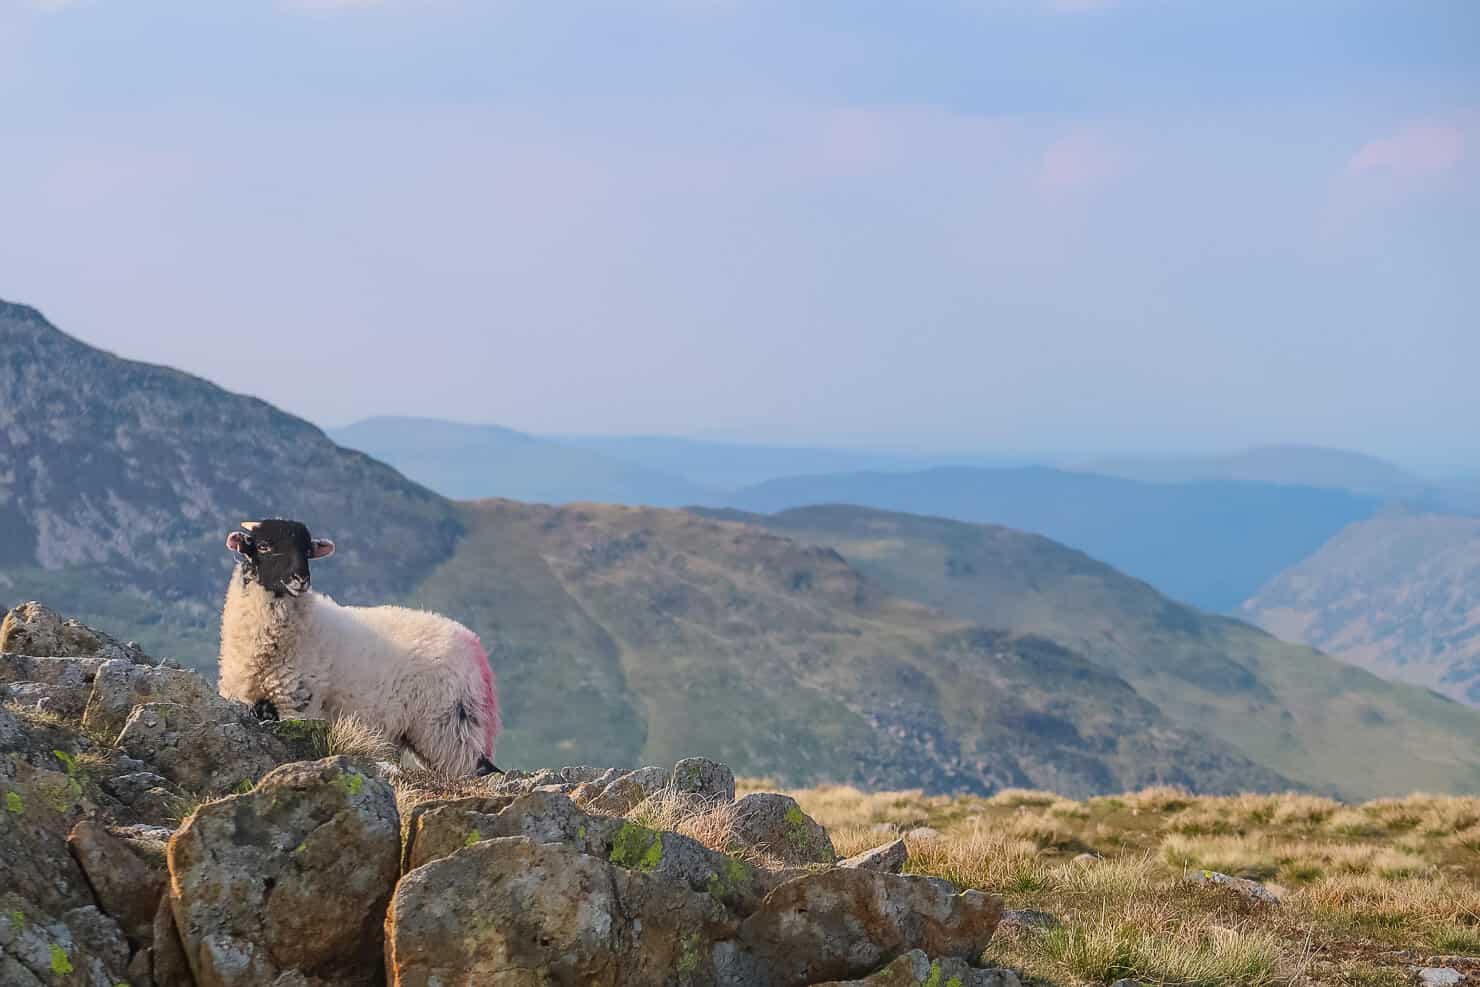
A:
[226,532,252,553]
[309,538,336,560]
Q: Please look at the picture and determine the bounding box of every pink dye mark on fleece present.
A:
[465,632,501,756]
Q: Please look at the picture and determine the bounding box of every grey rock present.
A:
[1413,969,1462,987]
[905,826,941,841]
[0,603,151,664]
[151,891,194,987]
[840,838,908,874]
[166,757,400,986]
[737,867,1004,986]
[67,819,167,943]
[585,764,670,815]
[100,772,186,825]
[405,790,776,916]
[81,660,224,740]
[386,836,738,986]
[557,764,606,784]
[731,792,836,866]
[115,702,295,794]
[672,756,737,803]
[0,654,111,719]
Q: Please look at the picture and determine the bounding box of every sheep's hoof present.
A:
[252,698,280,722]
[476,757,504,776]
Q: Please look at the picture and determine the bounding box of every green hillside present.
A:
[404,500,1287,797]
[696,505,1480,799]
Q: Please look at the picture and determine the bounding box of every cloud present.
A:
[1349,121,1464,180]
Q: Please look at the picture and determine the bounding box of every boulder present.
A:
[167,757,400,986]
[100,771,187,825]
[737,868,1004,986]
[116,702,296,794]
[399,795,517,872]
[811,950,1023,986]
[81,660,224,739]
[585,765,670,815]
[0,602,151,664]
[0,655,110,719]
[151,892,194,987]
[672,757,737,803]
[67,819,167,943]
[840,839,908,874]
[385,836,739,986]
[0,902,132,987]
[404,791,775,916]
[731,793,836,866]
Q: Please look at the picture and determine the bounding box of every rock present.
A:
[1109,980,1144,987]
[585,764,670,814]
[840,839,908,874]
[0,902,133,987]
[81,660,224,740]
[404,791,776,916]
[731,792,836,866]
[1195,870,1280,906]
[904,827,941,841]
[0,602,151,664]
[995,909,1059,939]
[67,820,167,943]
[151,892,194,987]
[737,868,1004,986]
[534,781,580,794]
[672,757,737,803]
[399,795,517,872]
[385,836,739,986]
[116,702,296,794]
[100,771,187,824]
[1071,852,1101,866]
[558,764,607,784]
[167,757,400,986]
[0,654,110,719]
[1413,969,1463,987]
[812,949,1023,986]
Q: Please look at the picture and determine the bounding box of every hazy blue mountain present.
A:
[725,467,1381,612]
[555,434,1029,490]
[1082,445,1420,497]
[331,417,718,507]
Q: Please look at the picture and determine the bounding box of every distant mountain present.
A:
[0,301,462,663]
[331,417,717,507]
[1082,445,1420,497]
[695,504,1480,799]
[557,434,1026,491]
[1244,513,1480,706]
[7,297,1477,799]
[724,467,1380,612]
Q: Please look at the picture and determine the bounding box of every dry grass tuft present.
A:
[325,713,399,762]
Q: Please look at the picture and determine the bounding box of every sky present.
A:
[1,1,1476,467]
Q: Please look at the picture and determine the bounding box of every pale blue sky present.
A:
[1,1,1475,465]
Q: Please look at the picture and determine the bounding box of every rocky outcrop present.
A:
[167,757,401,986]
[0,603,153,666]
[731,792,837,866]
[812,950,1022,986]
[2,603,1014,987]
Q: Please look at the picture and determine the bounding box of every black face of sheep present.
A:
[225,518,335,598]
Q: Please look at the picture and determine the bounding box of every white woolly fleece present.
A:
[218,571,500,776]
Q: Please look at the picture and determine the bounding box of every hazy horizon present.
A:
[3,1,1475,468]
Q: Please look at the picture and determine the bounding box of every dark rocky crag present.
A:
[1,604,1018,987]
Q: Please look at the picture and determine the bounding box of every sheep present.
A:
[217,517,502,777]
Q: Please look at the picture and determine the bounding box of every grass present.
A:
[764,782,1480,986]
